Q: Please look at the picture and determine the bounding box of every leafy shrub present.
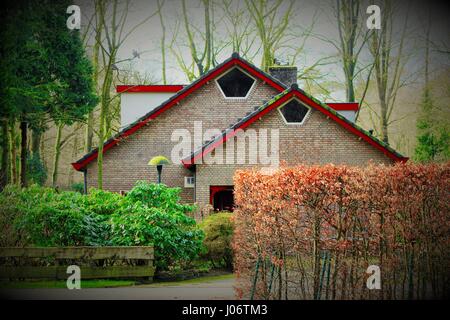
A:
[82,188,124,215]
[0,181,204,270]
[111,182,203,269]
[26,154,47,186]
[199,212,234,270]
[71,182,84,193]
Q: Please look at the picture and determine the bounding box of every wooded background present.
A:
[1,0,449,191]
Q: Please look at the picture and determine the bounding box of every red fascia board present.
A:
[183,90,407,168]
[73,58,286,171]
[116,85,184,93]
[326,103,359,111]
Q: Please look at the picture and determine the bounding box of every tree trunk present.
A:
[31,128,42,158]
[0,119,9,190]
[85,111,94,153]
[51,123,63,187]
[9,123,17,185]
[20,121,27,187]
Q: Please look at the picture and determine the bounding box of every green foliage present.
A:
[414,89,450,162]
[26,153,47,186]
[126,181,195,213]
[0,181,204,270]
[199,212,234,270]
[111,182,203,269]
[71,182,84,194]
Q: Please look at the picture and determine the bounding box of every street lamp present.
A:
[148,156,170,184]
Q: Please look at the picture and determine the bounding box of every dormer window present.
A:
[279,99,310,124]
[216,68,256,98]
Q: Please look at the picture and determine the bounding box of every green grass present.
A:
[0,279,136,289]
[149,273,234,287]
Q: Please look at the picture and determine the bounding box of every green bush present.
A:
[0,181,204,270]
[71,182,84,193]
[26,154,47,186]
[199,212,234,270]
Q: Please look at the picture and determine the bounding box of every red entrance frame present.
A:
[209,186,234,205]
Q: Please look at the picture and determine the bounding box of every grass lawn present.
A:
[0,279,136,289]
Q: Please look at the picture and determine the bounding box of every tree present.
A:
[245,0,295,71]
[170,0,219,81]
[414,11,450,162]
[369,0,411,144]
[0,1,97,187]
[95,0,157,189]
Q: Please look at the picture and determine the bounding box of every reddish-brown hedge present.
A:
[233,162,450,300]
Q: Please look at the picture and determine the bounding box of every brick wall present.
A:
[85,76,278,203]
[84,71,393,209]
[195,104,393,206]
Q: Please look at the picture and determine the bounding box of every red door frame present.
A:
[209,186,234,205]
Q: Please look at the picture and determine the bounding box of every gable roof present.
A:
[72,53,287,171]
[181,84,408,168]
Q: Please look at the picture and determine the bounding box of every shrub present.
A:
[110,182,203,269]
[71,182,84,193]
[199,212,234,270]
[26,154,47,186]
[0,181,204,271]
[233,162,450,300]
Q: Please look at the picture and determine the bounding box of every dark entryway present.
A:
[210,186,234,212]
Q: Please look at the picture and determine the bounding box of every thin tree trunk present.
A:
[157,0,167,84]
[9,123,17,185]
[20,121,27,187]
[0,119,8,190]
[68,130,78,186]
[51,123,63,187]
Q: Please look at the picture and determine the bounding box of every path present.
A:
[0,277,236,300]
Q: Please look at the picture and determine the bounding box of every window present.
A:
[279,99,310,124]
[184,176,195,188]
[216,68,255,98]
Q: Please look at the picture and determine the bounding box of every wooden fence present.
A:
[0,246,154,280]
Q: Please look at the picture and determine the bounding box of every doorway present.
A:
[210,186,234,212]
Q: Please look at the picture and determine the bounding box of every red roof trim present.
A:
[326,103,359,111]
[116,85,184,93]
[72,57,286,171]
[182,90,407,167]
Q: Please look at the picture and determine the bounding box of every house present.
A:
[72,53,407,211]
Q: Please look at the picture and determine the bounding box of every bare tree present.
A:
[95,0,158,189]
[244,0,295,71]
[369,0,412,144]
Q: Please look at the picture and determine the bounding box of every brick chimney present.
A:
[268,66,297,87]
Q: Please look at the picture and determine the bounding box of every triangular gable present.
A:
[72,53,287,171]
[182,84,407,167]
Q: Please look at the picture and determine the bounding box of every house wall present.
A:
[120,92,177,128]
[195,104,394,207]
[85,70,394,209]
[84,76,279,203]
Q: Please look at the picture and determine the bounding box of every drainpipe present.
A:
[83,169,88,195]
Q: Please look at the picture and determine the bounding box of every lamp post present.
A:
[148,156,170,184]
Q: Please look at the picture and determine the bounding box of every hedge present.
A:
[233,162,450,300]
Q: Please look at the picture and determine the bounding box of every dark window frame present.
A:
[216,67,256,99]
[278,98,311,125]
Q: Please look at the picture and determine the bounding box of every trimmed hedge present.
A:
[199,212,234,270]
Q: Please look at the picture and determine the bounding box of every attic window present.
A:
[216,68,255,98]
[279,99,310,124]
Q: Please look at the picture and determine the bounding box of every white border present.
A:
[277,97,311,125]
[215,66,257,99]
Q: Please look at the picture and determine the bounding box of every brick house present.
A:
[72,53,407,211]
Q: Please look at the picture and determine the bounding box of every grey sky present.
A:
[76,0,450,101]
